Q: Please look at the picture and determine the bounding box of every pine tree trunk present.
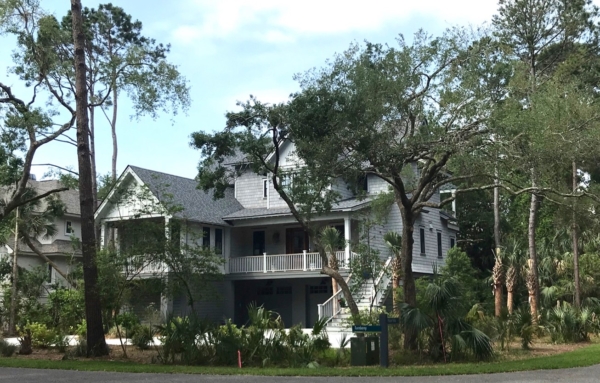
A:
[572,160,581,308]
[494,168,503,317]
[9,207,19,336]
[111,82,118,181]
[71,0,108,357]
[528,173,539,324]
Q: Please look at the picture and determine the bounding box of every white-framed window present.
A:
[47,263,54,284]
[419,227,426,256]
[263,179,268,198]
[66,221,74,235]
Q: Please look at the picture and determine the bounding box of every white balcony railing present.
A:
[228,251,355,274]
[123,260,168,276]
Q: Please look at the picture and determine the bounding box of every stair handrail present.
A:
[318,273,352,325]
[371,257,393,307]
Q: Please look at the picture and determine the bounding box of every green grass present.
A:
[0,344,599,376]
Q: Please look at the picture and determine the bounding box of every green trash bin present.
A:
[350,336,380,366]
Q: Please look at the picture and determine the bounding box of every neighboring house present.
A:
[95,141,459,329]
[0,179,81,294]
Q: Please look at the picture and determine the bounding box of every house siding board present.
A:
[235,171,267,209]
[330,178,354,200]
[367,175,389,194]
[364,203,455,274]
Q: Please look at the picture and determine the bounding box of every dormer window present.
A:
[66,221,74,235]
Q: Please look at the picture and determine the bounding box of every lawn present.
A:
[0,343,598,376]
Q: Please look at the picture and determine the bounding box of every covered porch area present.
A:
[225,214,359,275]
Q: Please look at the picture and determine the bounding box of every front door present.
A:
[286,228,309,254]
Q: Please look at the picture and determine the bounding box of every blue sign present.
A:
[352,325,382,332]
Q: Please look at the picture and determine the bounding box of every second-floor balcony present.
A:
[227,251,356,274]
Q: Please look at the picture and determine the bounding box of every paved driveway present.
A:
[1,365,600,383]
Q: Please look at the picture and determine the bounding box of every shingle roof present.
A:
[30,180,80,216]
[128,166,243,226]
[222,197,371,221]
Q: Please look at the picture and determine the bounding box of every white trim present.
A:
[65,220,74,235]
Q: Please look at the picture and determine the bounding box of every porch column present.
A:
[160,291,173,320]
[344,216,351,266]
[99,220,106,250]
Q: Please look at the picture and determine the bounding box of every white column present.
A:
[160,292,173,320]
[344,216,351,266]
[99,220,106,250]
[303,250,307,271]
[263,252,267,273]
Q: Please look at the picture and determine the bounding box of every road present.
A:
[0,365,599,382]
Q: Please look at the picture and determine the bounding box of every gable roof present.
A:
[128,166,243,226]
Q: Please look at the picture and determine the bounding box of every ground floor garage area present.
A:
[233,277,334,328]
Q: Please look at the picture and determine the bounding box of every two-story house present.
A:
[95,141,459,330]
[0,179,81,295]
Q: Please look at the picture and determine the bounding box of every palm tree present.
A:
[384,231,402,315]
[492,249,504,317]
[504,238,524,315]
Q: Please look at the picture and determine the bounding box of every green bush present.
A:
[75,320,87,339]
[20,322,56,348]
[47,289,85,333]
[545,302,599,343]
[132,324,154,350]
[0,339,17,357]
[156,304,331,367]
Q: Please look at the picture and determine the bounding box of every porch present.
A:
[227,250,357,274]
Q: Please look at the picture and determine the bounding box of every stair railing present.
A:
[317,273,352,325]
[371,257,393,308]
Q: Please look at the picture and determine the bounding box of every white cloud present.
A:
[173,0,499,44]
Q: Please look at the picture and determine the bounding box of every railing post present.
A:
[344,216,351,267]
[303,250,307,271]
[263,252,267,273]
[317,303,323,320]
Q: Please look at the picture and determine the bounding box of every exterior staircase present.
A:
[319,257,393,334]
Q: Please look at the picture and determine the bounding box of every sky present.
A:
[0,0,555,180]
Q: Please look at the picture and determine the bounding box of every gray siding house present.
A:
[94,142,459,329]
[1,180,82,297]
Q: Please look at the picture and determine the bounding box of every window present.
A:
[276,286,292,295]
[253,231,265,255]
[263,179,268,198]
[215,229,223,255]
[309,285,329,294]
[437,232,443,258]
[47,263,53,284]
[66,221,74,235]
[257,286,273,295]
[203,227,211,248]
[450,237,456,249]
[280,173,292,191]
[419,227,426,255]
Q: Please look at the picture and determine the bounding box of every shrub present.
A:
[0,339,17,357]
[47,289,85,333]
[20,322,56,348]
[75,320,86,339]
[545,302,599,343]
[132,324,154,350]
[511,308,535,350]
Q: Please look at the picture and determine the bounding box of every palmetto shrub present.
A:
[545,302,599,343]
[400,277,494,361]
[156,303,330,367]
